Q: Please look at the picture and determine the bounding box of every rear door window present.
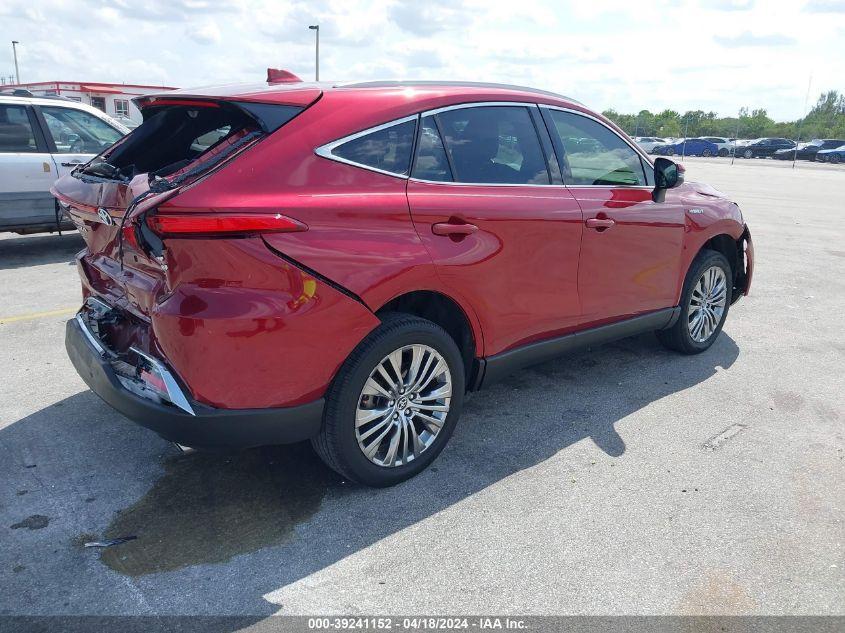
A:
[40,106,123,154]
[412,115,452,182]
[329,119,417,176]
[0,104,37,152]
[545,110,647,186]
[435,106,550,185]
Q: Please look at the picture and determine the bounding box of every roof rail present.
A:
[338,80,582,105]
[0,91,77,102]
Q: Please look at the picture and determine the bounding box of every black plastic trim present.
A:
[26,105,53,153]
[66,318,324,449]
[479,307,679,388]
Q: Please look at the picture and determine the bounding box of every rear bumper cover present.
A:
[66,317,324,449]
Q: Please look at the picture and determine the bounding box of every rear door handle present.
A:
[432,221,479,237]
[585,218,615,230]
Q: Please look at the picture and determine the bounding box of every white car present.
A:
[633,136,667,153]
[697,136,731,157]
[0,94,129,234]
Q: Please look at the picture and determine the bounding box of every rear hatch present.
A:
[53,91,318,322]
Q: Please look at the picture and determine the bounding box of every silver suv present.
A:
[0,94,128,234]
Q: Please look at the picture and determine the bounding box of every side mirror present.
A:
[652,157,684,202]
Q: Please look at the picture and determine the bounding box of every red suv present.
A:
[56,77,753,486]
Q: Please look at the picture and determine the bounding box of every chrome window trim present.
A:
[538,104,655,188]
[409,178,568,188]
[421,100,538,118]
[316,102,556,186]
[315,101,659,189]
[410,102,558,187]
[314,114,419,179]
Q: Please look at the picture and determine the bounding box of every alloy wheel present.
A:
[355,344,452,467]
[687,266,728,343]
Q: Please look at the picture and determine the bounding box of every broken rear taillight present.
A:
[146,212,307,237]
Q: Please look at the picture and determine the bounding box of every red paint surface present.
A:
[54,83,752,410]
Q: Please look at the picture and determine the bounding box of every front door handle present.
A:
[585,217,615,230]
[432,221,479,237]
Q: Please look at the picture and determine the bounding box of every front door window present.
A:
[41,106,123,154]
[545,110,648,186]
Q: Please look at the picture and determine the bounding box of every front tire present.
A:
[743,149,753,159]
[702,149,712,157]
[718,148,729,157]
[657,250,732,354]
[312,313,465,487]
[666,148,675,156]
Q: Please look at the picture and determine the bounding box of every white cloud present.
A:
[186,21,222,45]
[1,0,842,120]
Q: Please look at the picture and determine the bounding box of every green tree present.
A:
[602,90,845,140]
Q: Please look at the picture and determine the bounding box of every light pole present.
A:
[11,41,20,84]
[308,25,319,81]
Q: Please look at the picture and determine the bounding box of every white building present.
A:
[0,80,177,124]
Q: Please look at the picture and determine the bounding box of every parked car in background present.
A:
[816,144,845,164]
[698,136,731,157]
[733,137,795,159]
[633,136,666,153]
[652,138,719,157]
[0,94,129,234]
[114,115,141,130]
[773,139,845,161]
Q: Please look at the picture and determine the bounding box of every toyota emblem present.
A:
[97,208,114,226]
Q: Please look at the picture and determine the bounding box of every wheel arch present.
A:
[376,290,481,389]
[684,229,750,303]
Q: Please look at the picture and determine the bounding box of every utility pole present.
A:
[792,73,812,170]
[731,110,742,166]
[308,25,319,81]
[11,41,20,84]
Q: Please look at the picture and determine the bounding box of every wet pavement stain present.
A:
[100,443,340,577]
[10,515,49,530]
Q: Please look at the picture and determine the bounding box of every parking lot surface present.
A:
[1,158,843,618]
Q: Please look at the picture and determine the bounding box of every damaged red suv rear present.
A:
[57,77,753,486]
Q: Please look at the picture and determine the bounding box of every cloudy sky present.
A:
[2,0,844,121]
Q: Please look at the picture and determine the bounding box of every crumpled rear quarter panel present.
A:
[151,237,379,409]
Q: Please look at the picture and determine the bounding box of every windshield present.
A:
[41,106,124,153]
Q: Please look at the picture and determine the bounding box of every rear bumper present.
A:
[65,316,324,449]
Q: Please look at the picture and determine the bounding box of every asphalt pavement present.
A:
[0,157,842,620]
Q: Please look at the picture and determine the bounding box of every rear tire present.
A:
[718,148,729,157]
[312,313,465,487]
[657,250,732,355]
[830,154,841,164]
